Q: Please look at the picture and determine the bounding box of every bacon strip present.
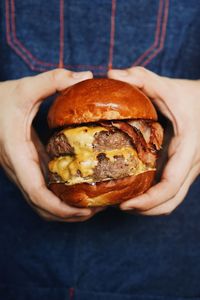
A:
[100,120,163,167]
[128,120,163,150]
[111,121,156,167]
[149,122,163,151]
[128,120,151,144]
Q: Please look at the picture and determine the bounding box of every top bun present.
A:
[48,78,157,128]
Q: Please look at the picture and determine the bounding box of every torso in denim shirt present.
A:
[0,1,200,300]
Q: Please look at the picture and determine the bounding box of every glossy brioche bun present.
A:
[47,78,157,128]
[49,170,155,208]
[47,78,157,207]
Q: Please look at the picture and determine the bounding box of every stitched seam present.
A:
[5,0,54,75]
[11,0,56,67]
[6,0,167,72]
[69,287,75,300]
[132,0,164,66]
[7,0,108,70]
[142,0,169,66]
[6,0,37,70]
[5,0,11,45]
[108,0,116,69]
[59,0,64,68]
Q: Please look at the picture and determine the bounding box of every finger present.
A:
[31,128,49,180]
[136,163,199,216]
[17,69,93,106]
[120,134,195,211]
[108,67,179,131]
[0,164,89,222]
[31,205,103,223]
[11,142,93,218]
[17,186,103,223]
[1,133,63,219]
[108,67,170,99]
[3,69,94,219]
[26,130,106,219]
[13,69,93,132]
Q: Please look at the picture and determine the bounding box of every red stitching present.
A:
[132,0,164,66]
[6,0,36,69]
[59,0,64,68]
[7,0,108,70]
[141,0,169,66]
[6,0,168,72]
[108,0,116,70]
[5,0,11,44]
[10,0,56,67]
[63,64,106,70]
[69,287,75,300]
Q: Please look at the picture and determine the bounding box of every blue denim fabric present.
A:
[0,1,200,299]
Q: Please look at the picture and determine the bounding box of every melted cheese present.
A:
[105,148,136,162]
[63,126,105,149]
[48,126,151,185]
[62,126,106,178]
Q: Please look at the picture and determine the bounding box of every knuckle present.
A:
[14,78,30,97]
[135,66,147,72]
[52,208,77,219]
[66,215,91,223]
[162,208,174,216]
[131,194,160,212]
[136,201,155,211]
[162,178,179,199]
[82,210,93,217]
[52,68,63,79]
[61,210,92,220]
[51,68,71,83]
[161,201,179,216]
[167,186,179,200]
[38,212,54,222]
[14,81,24,98]
[55,210,70,219]
[14,78,35,109]
[27,185,44,207]
[129,66,147,75]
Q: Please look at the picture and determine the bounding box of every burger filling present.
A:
[47,121,163,185]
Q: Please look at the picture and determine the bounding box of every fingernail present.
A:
[75,210,91,217]
[93,207,106,213]
[121,206,134,211]
[72,71,91,78]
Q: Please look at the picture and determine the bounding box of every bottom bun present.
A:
[49,170,155,208]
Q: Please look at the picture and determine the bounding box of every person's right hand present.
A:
[0,69,103,222]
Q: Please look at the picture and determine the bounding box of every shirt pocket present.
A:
[5,0,113,75]
[112,0,169,69]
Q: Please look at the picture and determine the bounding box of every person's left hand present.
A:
[108,67,200,216]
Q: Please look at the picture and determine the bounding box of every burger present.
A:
[46,78,163,207]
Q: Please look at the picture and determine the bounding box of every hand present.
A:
[108,67,200,216]
[0,69,103,222]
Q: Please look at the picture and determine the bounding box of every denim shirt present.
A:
[0,1,200,300]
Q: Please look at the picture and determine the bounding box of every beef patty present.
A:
[46,124,153,184]
[47,128,132,158]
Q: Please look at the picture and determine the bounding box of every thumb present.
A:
[108,67,177,124]
[108,67,171,101]
[18,68,93,106]
[14,69,93,127]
